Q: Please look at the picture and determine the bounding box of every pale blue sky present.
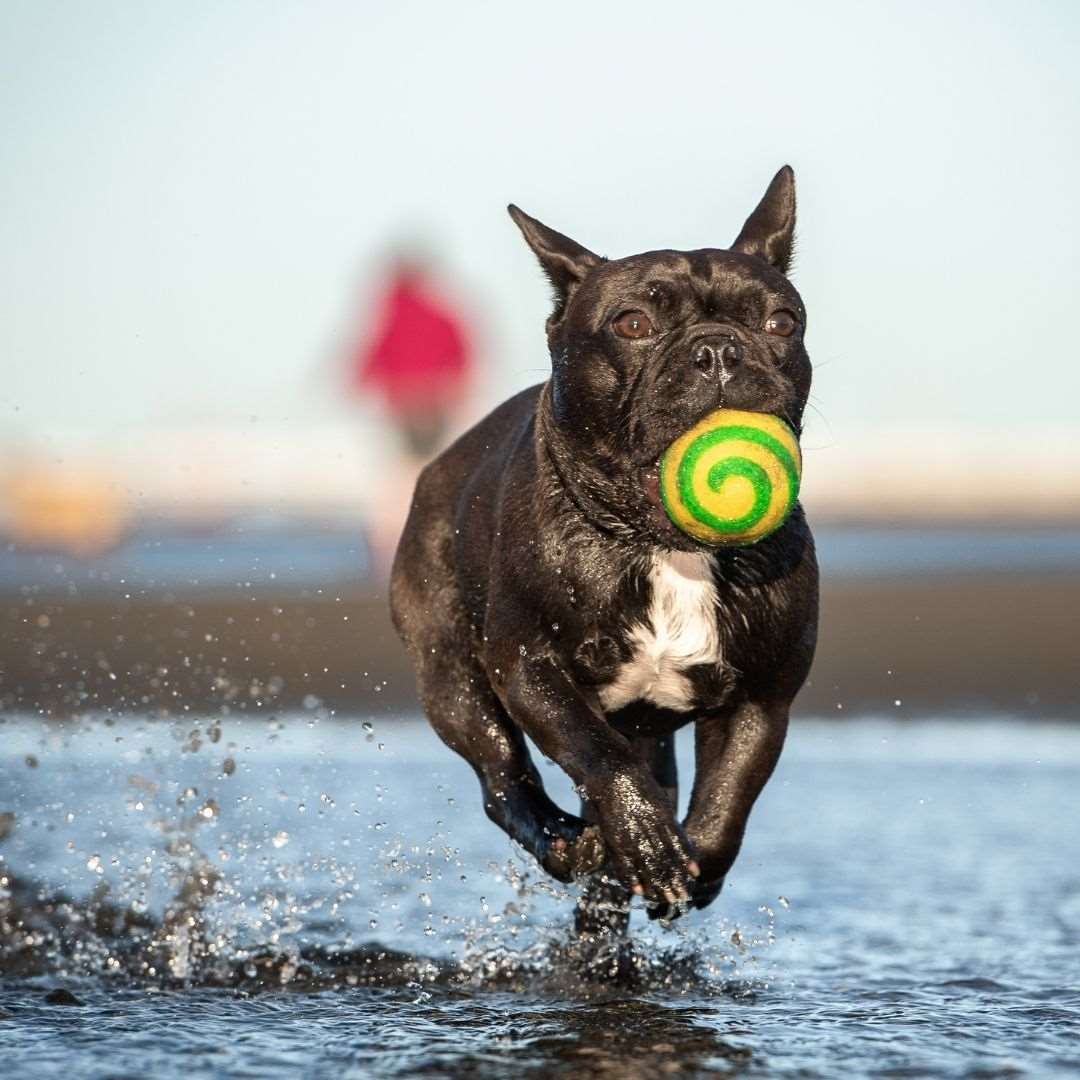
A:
[2,1,1078,455]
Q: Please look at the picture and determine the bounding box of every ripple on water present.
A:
[2,715,1079,1078]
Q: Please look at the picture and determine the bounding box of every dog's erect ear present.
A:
[731,166,797,274]
[508,205,601,318]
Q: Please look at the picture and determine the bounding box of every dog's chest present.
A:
[597,551,721,713]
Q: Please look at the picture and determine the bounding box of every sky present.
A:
[2,1,1079,504]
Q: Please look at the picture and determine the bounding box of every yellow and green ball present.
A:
[659,408,802,546]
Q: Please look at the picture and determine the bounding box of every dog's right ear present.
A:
[508,205,601,320]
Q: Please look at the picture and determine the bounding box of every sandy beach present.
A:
[3,570,1076,720]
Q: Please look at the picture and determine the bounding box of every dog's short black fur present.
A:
[391,167,818,929]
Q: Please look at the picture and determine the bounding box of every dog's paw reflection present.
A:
[647,875,723,922]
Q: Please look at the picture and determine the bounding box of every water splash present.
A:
[0,713,782,1000]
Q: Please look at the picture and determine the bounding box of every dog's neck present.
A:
[536,382,639,543]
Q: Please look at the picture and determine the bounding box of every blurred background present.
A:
[3,12,1078,1073]
[2,0,1078,721]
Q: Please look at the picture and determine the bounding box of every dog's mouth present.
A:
[638,462,683,540]
[641,463,663,511]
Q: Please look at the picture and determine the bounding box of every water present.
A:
[0,515,373,593]
[1,715,1078,1078]
[812,525,1080,577]
[3,523,1078,593]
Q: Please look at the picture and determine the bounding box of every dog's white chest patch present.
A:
[598,550,721,713]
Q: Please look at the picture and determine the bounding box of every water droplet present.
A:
[272,831,289,848]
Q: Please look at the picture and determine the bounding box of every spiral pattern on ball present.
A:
[659,409,801,545]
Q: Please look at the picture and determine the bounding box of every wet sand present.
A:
[2,572,1077,719]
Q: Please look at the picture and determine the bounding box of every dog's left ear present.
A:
[508,205,601,320]
[731,166,796,274]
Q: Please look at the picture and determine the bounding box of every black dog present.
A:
[391,167,817,931]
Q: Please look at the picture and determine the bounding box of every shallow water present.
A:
[1,715,1078,1078]
[3,523,1078,592]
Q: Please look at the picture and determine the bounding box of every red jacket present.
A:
[354,269,470,411]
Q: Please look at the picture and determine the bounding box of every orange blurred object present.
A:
[3,462,129,555]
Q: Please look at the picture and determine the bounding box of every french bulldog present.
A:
[390,166,818,931]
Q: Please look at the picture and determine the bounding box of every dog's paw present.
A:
[689,876,723,912]
[594,789,699,909]
[542,824,605,882]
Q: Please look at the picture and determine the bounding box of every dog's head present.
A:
[510,166,811,548]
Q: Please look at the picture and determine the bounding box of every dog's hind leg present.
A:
[574,732,678,940]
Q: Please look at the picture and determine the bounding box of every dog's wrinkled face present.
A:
[510,167,811,548]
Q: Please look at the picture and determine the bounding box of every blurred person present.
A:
[347,252,474,573]
[350,254,472,460]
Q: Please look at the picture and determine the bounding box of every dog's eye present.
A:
[611,310,655,339]
[764,310,797,337]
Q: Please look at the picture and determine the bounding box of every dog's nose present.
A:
[692,336,743,376]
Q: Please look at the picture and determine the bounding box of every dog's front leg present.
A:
[497,652,700,908]
[680,700,789,913]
